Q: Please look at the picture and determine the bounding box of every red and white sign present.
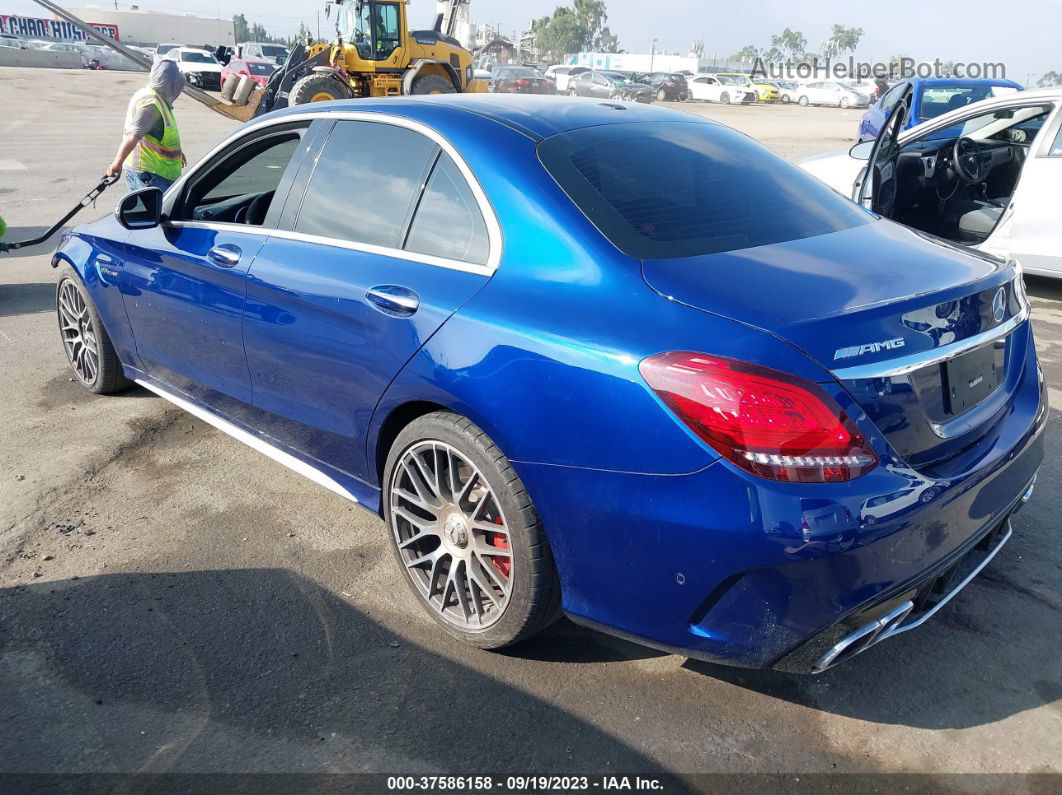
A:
[0,15,120,41]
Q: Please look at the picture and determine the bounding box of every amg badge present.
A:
[834,337,906,361]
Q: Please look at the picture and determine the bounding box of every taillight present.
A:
[516,78,530,87]
[640,352,877,483]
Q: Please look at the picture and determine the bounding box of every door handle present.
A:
[208,244,242,268]
[366,285,420,317]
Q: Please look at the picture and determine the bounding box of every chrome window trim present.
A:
[832,302,1030,380]
[167,221,495,276]
[164,110,503,275]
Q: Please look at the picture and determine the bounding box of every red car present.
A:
[489,65,552,94]
[221,58,276,89]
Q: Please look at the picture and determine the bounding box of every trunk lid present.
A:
[641,221,1028,468]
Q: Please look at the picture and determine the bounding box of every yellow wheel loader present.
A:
[256,0,485,116]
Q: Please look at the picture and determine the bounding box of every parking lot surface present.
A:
[1,68,1060,777]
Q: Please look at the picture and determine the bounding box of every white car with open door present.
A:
[800,86,1062,278]
[688,74,756,104]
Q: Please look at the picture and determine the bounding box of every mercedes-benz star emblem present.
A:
[992,287,1007,323]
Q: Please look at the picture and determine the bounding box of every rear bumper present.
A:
[516,343,1046,670]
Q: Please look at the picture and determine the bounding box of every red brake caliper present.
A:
[487,516,510,578]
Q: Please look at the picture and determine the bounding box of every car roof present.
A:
[261,94,715,140]
[909,77,1024,88]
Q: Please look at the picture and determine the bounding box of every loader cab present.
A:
[336,0,404,62]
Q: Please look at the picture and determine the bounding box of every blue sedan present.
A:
[858,77,1024,142]
[53,96,1045,672]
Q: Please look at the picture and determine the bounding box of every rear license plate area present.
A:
[943,343,1000,414]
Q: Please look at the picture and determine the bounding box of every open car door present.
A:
[854,82,913,218]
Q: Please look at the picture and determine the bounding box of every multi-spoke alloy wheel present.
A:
[390,441,512,630]
[383,412,561,648]
[58,280,99,386]
[55,270,131,395]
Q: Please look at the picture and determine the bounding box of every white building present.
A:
[569,52,700,74]
[67,7,235,47]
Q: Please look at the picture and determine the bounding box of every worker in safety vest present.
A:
[106,59,186,192]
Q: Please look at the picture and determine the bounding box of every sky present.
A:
[6,0,1059,84]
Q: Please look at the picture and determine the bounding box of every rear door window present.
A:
[539,121,871,260]
[404,153,489,265]
[294,120,437,248]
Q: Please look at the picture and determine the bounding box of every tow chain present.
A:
[0,174,120,254]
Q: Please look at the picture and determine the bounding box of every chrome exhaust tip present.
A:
[1021,473,1037,504]
[812,600,915,674]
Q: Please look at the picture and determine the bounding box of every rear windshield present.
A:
[247,62,274,75]
[538,121,871,260]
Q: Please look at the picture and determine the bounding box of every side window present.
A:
[180,129,303,225]
[295,121,436,248]
[879,83,903,109]
[405,153,489,265]
[1051,120,1062,156]
[594,74,607,86]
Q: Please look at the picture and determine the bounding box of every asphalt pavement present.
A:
[1,68,1060,781]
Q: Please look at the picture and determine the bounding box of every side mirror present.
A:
[849,140,874,160]
[116,187,163,230]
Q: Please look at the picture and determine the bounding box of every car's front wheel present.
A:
[720,92,730,104]
[798,95,809,106]
[840,96,850,108]
[383,411,561,649]
[56,269,132,394]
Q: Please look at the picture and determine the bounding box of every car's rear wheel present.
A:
[721,91,730,104]
[656,88,667,101]
[798,95,809,106]
[56,270,132,395]
[840,96,850,108]
[781,94,791,103]
[383,411,561,649]
[568,87,578,96]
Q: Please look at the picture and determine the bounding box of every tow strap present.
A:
[0,174,120,253]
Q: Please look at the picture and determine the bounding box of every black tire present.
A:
[289,72,353,105]
[56,268,132,395]
[720,91,730,104]
[568,87,578,96]
[409,74,455,95]
[840,96,850,109]
[781,94,791,103]
[656,88,667,101]
[383,411,561,649]
[798,95,809,106]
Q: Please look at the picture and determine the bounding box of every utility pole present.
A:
[649,38,657,72]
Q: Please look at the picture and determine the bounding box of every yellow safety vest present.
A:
[125,88,183,181]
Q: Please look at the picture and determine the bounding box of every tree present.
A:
[535,1,618,59]
[1039,71,1062,87]
[573,0,607,50]
[732,45,760,63]
[770,28,807,59]
[296,21,312,44]
[690,38,704,58]
[595,26,619,53]
[821,24,863,59]
[233,13,251,42]
[537,10,586,61]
